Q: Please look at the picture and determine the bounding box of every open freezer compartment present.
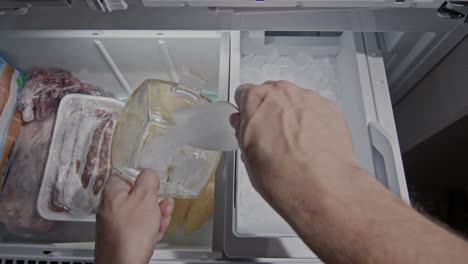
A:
[222,31,409,259]
[143,0,446,8]
[0,30,230,262]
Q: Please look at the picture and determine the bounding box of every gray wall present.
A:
[394,35,468,153]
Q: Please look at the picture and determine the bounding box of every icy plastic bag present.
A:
[18,69,113,122]
[0,116,56,232]
[0,57,23,190]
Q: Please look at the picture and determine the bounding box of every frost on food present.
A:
[18,69,113,122]
[49,101,118,216]
[0,116,56,232]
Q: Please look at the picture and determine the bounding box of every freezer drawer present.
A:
[0,30,408,262]
[0,30,230,262]
[221,31,409,259]
[142,0,445,8]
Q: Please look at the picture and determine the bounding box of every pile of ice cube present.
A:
[236,50,342,235]
[240,49,341,105]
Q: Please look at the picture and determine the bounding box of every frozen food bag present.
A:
[0,57,23,191]
[41,95,122,218]
[0,116,56,232]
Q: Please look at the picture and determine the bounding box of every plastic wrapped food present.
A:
[0,116,56,232]
[37,94,123,221]
[0,57,23,190]
[0,111,22,189]
[18,69,113,123]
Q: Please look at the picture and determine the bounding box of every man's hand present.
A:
[230,81,468,264]
[95,169,174,264]
[230,81,361,213]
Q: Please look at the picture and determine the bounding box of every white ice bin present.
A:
[222,31,409,259]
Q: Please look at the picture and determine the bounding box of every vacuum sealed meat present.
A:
[18,69,113,123]
[37,94,123,221]
[51,112,115,215]
[0,116,56,232]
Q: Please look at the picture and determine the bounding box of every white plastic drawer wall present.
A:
[221,31,409,259]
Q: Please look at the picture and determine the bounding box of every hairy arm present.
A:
[230,81,468,264]
[283,163,468,263]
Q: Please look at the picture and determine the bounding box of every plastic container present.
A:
[37,94,124,222]
[111,79,221,198]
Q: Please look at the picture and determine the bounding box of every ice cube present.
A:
[279,67,296,83]
[240,67,263,84]
[251,55,268,68]
[308,61,326,84]
[138,133,219,197]
[294,66,319,91]
[261,64,281,81]
[277,56,295,68]
[241,51,341,104]
[241,54,255,66]
[295,51,311,68]
[266,49,280,65]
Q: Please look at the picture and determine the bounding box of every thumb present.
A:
[229,112,240,129]
[131,168,160,198]
[159,198,175,233]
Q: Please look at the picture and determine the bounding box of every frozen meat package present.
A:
[38,94,124,221]
[0,68,116,232]
[0,116,56,233]
[18,68,112,123]
[0,57,23,190]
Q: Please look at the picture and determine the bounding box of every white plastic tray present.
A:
[37,94,124,222]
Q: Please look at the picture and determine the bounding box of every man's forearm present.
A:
[277,163,468,264]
